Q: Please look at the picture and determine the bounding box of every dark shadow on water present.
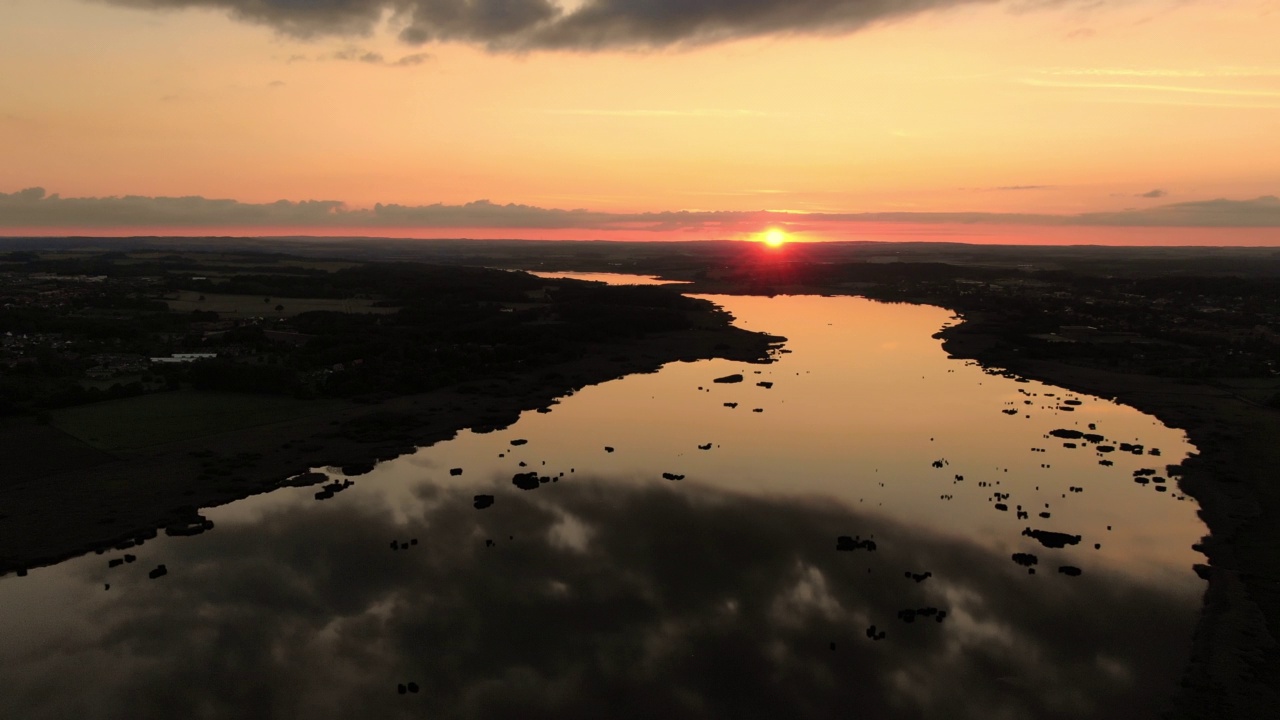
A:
[7,480,1196,720]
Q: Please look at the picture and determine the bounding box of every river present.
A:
[0,281,1206,720]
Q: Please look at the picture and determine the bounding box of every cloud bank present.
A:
[4,187,1280,233]
[98,0,992,51]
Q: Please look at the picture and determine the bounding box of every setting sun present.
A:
[763,229,787,248]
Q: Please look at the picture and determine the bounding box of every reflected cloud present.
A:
[2,479,1196,719]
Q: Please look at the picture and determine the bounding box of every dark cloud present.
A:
[1138,189,1168,199]
[0,479,1195,719]
[4,187,1280,231]
[97,0,993,51]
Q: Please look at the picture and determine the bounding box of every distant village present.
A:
[3,271,295,382]
[0,250,682,414]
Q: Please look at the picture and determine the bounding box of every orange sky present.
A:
[1,0,1278,243]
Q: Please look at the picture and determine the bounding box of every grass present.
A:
[164,291,398,318]
[50,390,348,451]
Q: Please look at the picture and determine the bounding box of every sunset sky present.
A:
[1,0,1278,243]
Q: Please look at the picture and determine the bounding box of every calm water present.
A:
[528,270,691,285]
[0,290,1206,720]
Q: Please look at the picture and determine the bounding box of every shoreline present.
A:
[0,308,781,576]
[676,280,1279,716]
[935,310,1280,718]
[4,272,1274,715]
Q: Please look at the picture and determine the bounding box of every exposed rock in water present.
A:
[698,443,712,450]
[1012,552,1039,566]
[662,472,685,481]
[905,571,932,583]
[757,381,773,389]
[473,495,494,509]
[1058,565,1083,577]
[1049,429,1084,439]
[837,535,877,552]
[604,446,615,453]
[713,374,744,384]
[449,468,463,476]
[314,479,353,501]
[897,607,946,623]
[341,462,376,476]
[1022,528,1082,548]
[723,403,738,409]
[148,564,168,579]
[512,472,541,490]
[510,439,528,446]
[994,503,1008,512]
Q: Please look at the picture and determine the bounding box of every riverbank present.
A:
[0,306,780,576]
[937,311,1280,719]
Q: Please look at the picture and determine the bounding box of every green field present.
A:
[164,291,398,318]
[50,390,348,451]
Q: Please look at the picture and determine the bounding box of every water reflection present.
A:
[3,480,1195,720]
[0,292,1206,719]
[527,270,691,285]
